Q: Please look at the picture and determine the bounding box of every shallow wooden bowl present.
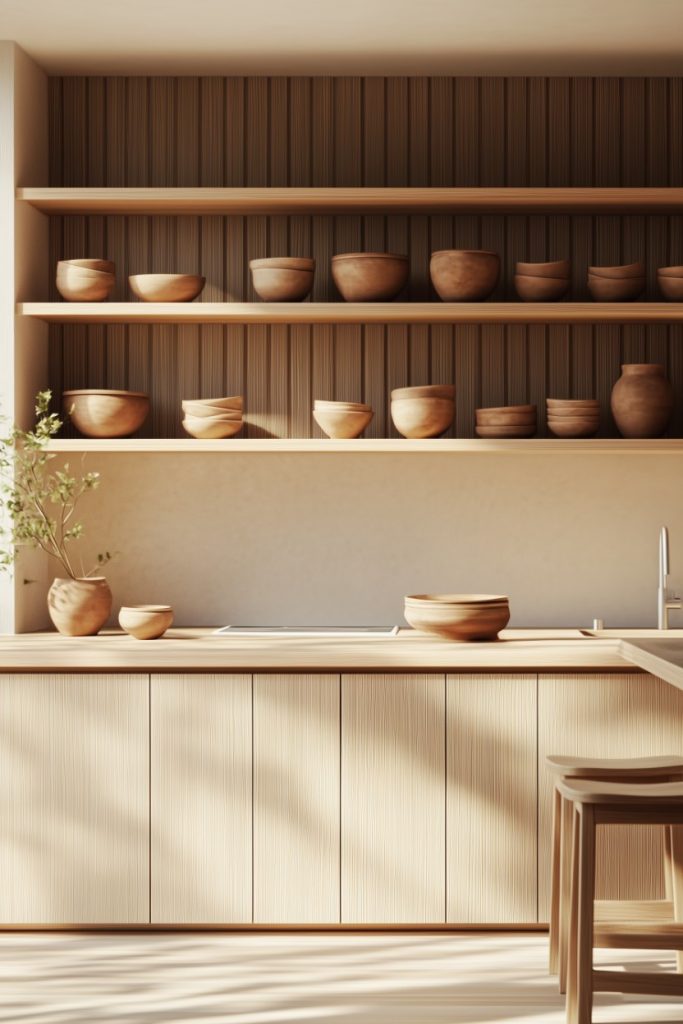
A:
[181,395,243,411]
[476,405,537,426]
[547,417,599,438]
[181,403,243,419]
[404,594,510,641]
[56,264,115,302]
[182,416,243,439]
[588,261,645,279]
[546,398,599,409]
[475,424,537,438]
[129,274,205,302]
[430,249,500,301]
[515,260,570,278]
[62,258,116,274]
[513,274,569,302]
[658,273,683,300]
[390,397,455,438]
[332,252,409,302]
[314,399,372,412]
[250,257,315,301]
[119,605,174,640]
[657,265,683,278]
[391,385,455,401]
[587,274,644,301]
[313,406,373,439]
[63,389,149,437]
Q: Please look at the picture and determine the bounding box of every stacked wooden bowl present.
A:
[313,400,373,438]
[181,396,243,439]
[587,262,645,301]
[250,257,315,301]
[546,398,600,438]
[514,260,570,302]
[475,404,537,438]
[56,259,116,301]
[658,265,683,301]
[390,385,455,438]
[404,594,510,641]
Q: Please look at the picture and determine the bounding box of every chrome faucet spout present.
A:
[658,526,681,629]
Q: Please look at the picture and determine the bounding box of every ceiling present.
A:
[1,0,682,75]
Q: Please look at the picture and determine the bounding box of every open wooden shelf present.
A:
[16,186,683,215]
[19,301,683,325]
[46,438,683,454]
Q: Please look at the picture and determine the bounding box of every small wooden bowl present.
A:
[515,260,570,279]
[514,274,569,302]
[181,396,243,411]
[587,274,644,301]
[64,389,149,437]
[476,405,537,426]
[658,265,683,278]
[250,257,315,301]
[119,605,174,640]
[587,261,645,279]
[390,397,454,438]
[313,406,374,439]
[331,253,409,302]
[391,385,455,401]
[547,417,599,438]
[476,424,537,438]
[430,250,500,301]
[182,416,243,439]
[62,258,116,274]
[129,274,205,302]
[404,594,510,642]
[314,399,371,411]
[181,403,243,419]
[658,273,683,300]
[56,263,115,302]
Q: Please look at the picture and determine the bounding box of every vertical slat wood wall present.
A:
[48,76,683,438]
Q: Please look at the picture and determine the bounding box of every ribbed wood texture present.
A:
[48,76,683,439]
[253,674,341,924]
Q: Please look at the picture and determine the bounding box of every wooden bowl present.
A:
[475,424,537,438]
[404,594,510,641]
[62,258,116,274]
[391,385,455,401]
[657,265,683,278]
[547,417,599,438]
[514,274,569,302]
[56,264,115,302]
[588,261,645,279]
[119,605,174,640]
[430,250,500,301]
[182,416,243,439]
[313,405,374,439]
[515,260,570,279]
[63,389,149,437]
[129,274,205,302]
[181,403,243,419]
[476,405,537,426]
[587,274,644,301]
[181,395,243,411]
[658,273,683,300]
[314,399,371,411]
[331,253,409,302]
[250,257,315,301]
[391,397,454,438]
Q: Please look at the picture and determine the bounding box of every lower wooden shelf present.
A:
[46,438,683,454]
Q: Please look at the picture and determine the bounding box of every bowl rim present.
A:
[405,593,509,604]
[119,605,173,614]
[331,251,409,262]
[430,249,499,258]
[63,389,149,399]
[513,273,570,284]
[128,273,206,282]
[249,257,315,270]
[476,404,536,415]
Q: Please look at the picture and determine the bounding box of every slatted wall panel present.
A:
[48,76,683,438]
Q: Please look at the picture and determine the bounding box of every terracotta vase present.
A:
[48,577,112,636]
[610,364,674,439]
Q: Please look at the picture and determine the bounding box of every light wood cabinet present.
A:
[447,674,537,923]
[253,674,340,923]
[0,673,149,924]
[538,672,683,919]
[341,674,446,923]
[150,674,252,923]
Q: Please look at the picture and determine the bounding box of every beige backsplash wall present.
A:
[46,452,683,630]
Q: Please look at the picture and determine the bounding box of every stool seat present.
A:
[558,778,683,805]
[546,754,683,779]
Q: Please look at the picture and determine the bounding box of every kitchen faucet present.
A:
[658,526,681,629]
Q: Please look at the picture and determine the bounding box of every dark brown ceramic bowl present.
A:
[515,260,570,279]
[587,274,644,301]
[331,252,408,302]
[513,274,569,302]
[430,249,500,301]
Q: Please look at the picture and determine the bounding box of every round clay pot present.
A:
[513,274,569,302]
[48,577,112,636]
[331,253,408,302]
[611,364,674,438]
[430,250,500,301]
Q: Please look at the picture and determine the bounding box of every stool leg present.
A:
[566,807,580,1023]
[670,825,683,972]
[559,794,574,993]
[550,787,562,974]
[567,804,596,1024]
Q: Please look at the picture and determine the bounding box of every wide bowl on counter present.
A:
[430,250,500,301]
[313,400,373,439]
[63,389,149,437]
[129,273,206,302]
[250,257,315,301]
[390,385,455,438]
[331,252,409,302]
[404,594,510,641]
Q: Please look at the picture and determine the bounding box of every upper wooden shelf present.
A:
[16,186,683,215]
[19,301,683,325]
[46,439,683,454]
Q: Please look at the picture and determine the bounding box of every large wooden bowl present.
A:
[404,594,510,641]
[313,404,373,439]
[430,250,500,301]
[250,257,315,301]
[391,397,454,438]
[63,389,149,437]
[129,274,205,302]
[331,253,408,302]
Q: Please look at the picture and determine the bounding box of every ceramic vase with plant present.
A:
[0,391,114,635]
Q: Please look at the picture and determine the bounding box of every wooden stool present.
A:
[547,754,683,991]
[559,778,683,1024]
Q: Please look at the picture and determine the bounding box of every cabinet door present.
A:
[151,674,252,923]
[538,672,683,919]
[341,674,445,923]
[0,673,149,925]
[447,674,537,923]
[254,674,340,923]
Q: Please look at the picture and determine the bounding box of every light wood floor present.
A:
[0,932,681,1023]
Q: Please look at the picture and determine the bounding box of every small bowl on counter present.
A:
[331,252,409,302]
[56,260,116,302]
[476,404,537,438]
[129,274,205,302]
[657,266,683,300]
[63,389,149,437]
[390,385,455,438]
[119,605,174,640]
[430,250,500,301]
[404,594,510,641]
[313,400,373,439]
[250,257,315,301]
[546,398,600,438]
